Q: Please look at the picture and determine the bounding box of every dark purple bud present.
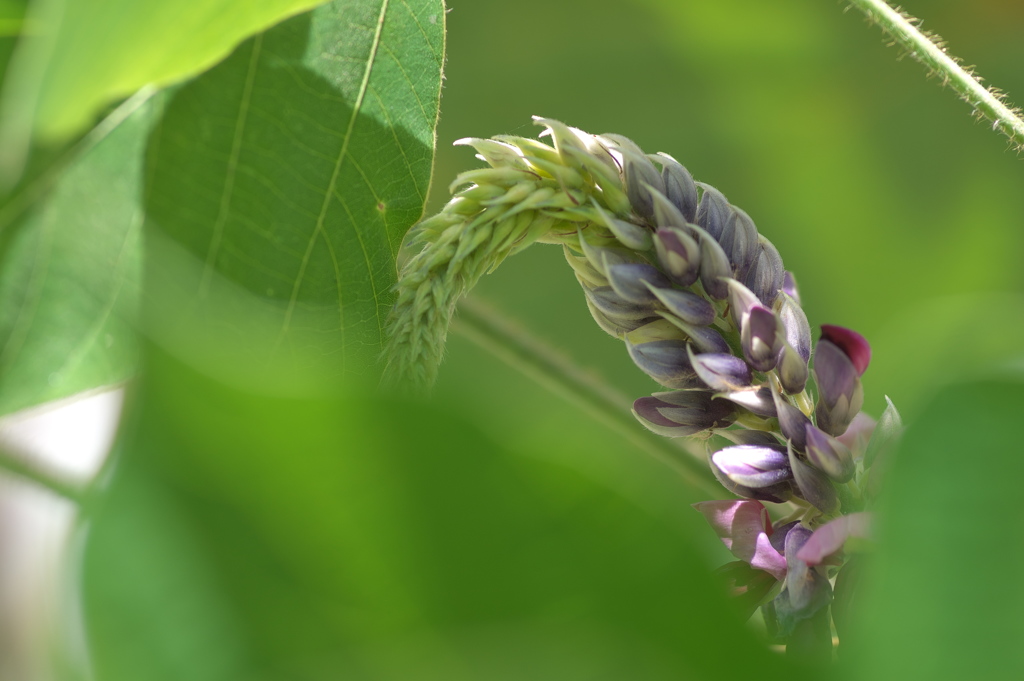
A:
[687,345,753,392]
[782,271,801,305]
[813,339,865,437]
[619,148,665,221]
[719,208,759,280]
[606,263,671,304]
[804,424,855,482]
[777,342,809,394]
[632,390,736,437]
[646,183,688,228]
[585,298,656,337]
[712,445,792,489]
[710,464,792,504]
[788,443,839,513]
[769,520,798,555]
[725,278,760,330]
[740,306,783,372]
[744,237,785,307]
[647,285,716,326]
[864,396,902,467]
[653,227,700,287]
[719,429,782,447]
[771,383,811,450]
[695,183,731,241]
[820,324,871,376]
[626,340,703,390]
[585,286,655,321]
[693,499,787,580]
[658,312,731,354]
[658,154,698,223]
[779,294,811,363]
[720,386,778,418]
[694,226,732,299]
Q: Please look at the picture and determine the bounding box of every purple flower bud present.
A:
[864,395,902,467]
[585,286,655,321]
[782,271,801,305]
[658,154,698,223]
[633,391,736,437]
[744,237,785,308]
[693,499,787,580]
[657,312,731,354]
[820,324,871,376]
[695,183,731,241]
[712,444,792,489]
[646,183,688,229]
[740,306,783,372]
[725,278,760,330]
[653,227,701,287]
[771,383,811,450]
[719,208,759,280]
[695,226,732,299]
[779,293,811,363]
[647,285,716,326]
[618,148,665,221]
[813,338,865,437]
[626,340,703,390]
[776,341,809,394]
[804,424,855,482]
[719,386,778,418]
[606,263,671,304]
[788,443,839,513]
[710,465,792,504]
[687,346,753,392]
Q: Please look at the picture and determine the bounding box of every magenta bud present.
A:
[606,263,671,304]
[813,338,865,437]
[740,306,783,372]
[804,424,855,482]
[687,346,753,392]
[654,227,701,287]
[820,324,871,376]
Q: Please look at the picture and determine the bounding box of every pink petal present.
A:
[693,500,787,580]
[821,324,871,376]
[796,513,872,566]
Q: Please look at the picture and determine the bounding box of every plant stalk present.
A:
[848,0,1024,150]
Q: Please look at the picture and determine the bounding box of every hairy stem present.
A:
[0,448,86,503]
[453,296,723,498]
[848,0,1024,150]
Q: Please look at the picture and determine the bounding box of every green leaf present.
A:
[0,96,157,415]
[143,0,445,384]
[849,377,1024,680]
[82,345,804,681]
[2,0,329,145]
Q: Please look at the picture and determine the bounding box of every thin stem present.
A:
[848,0,1024,151]
[0,448,86,503]
[453,296,723,499]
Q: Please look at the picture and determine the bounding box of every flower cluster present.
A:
[391,117,903,650]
